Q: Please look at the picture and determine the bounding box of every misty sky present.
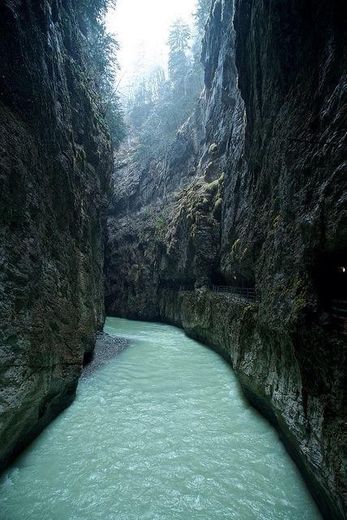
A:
[106,0,196,90]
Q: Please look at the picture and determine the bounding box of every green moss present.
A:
[154,214,168,239]
[231,238,241,258]
[208,143,218,155]
[213,198,222,220]
[272,215,281,228]
[205,178,220,194]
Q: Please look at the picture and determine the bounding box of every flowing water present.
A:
[0,318,321,520]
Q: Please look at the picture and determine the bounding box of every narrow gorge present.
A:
[105,1,346,518]
[0,1,346,519]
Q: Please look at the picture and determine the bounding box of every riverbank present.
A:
[82,332,129,378]
[0,317,321,520]
[158,289,344,520]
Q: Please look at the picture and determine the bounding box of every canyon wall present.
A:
[106,0,346,518]
[0,0,112,469]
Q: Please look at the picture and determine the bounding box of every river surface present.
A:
[0,317,321,520]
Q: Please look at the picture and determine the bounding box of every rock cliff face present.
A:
[106,0,346,518]
[0,1,112,469]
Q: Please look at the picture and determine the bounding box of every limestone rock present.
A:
[0,0,112,470]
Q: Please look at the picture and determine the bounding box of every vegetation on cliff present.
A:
[124,1,211,163]
[81,0,125,146]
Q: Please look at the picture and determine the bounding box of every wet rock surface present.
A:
[106,1,346,518]
[0,1,112,471]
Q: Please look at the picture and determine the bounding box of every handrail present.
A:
[331,299,347,335]
[212,285,256,301]
[160,283,257,301]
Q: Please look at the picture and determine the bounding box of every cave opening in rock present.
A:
[314,251,346,302]
[313,250,347,334]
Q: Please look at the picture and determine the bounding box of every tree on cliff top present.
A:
[125,2,213,164]
[81,0,125,147]
[168,19,191,54]
[168,19,191,93]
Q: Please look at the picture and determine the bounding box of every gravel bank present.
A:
[82,332,129,378]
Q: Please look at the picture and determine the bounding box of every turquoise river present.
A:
[0,318,321,520]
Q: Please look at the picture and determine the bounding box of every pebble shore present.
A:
[82,332,129,378]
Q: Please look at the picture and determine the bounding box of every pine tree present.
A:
[124,8,214,165]
[80,0,125,147]
[168,19,191,89]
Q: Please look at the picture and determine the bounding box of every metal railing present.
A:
[160,283,257,302]
[212,285,257,301]
[331,299,347,335]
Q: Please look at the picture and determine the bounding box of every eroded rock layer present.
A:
[0,0,112,469]
[106,1,346,518]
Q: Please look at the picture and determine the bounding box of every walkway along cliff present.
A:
[105,1,347,518]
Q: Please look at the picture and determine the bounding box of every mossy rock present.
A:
[213,198,223,220]
[205,178,220,195]
[208,143,218,155]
